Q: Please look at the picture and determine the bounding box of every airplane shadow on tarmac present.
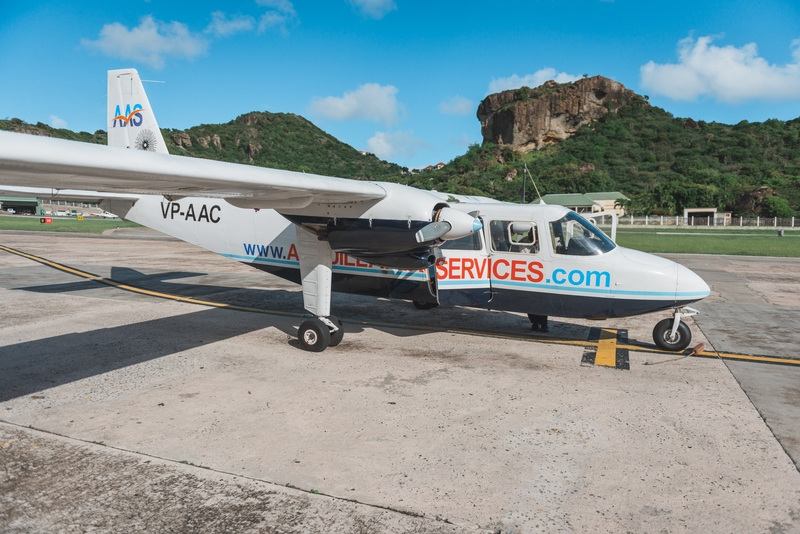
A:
[0,307,283,402]
[1,266,605,401]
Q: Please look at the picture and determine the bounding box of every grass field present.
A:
[0,215,141,234]
[611,227,800,257]
[2,215,799,257]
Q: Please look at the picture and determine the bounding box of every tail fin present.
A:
[107,69,168,154]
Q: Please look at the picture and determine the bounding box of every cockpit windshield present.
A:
[550,212,615,256]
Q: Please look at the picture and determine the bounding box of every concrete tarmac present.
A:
[2,233,800,533]
[664,254,800,469]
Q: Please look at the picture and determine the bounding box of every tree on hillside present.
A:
[761,196,795,218]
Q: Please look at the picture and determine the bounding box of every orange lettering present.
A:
[435,258,448,279]
[492,258,510,280]
[355,259,370,268]
[527,261,544,283]
[511,260,526,282]
[287,244,299,261]
[462,258,475,279]
[475,257,489,279]
[450,257,461,279]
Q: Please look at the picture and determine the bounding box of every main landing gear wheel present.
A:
[298,318,331,352]
[328,316,344,347]
[652,318,692,351]
[413,300,439,310]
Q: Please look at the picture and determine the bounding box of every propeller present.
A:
[415,221,452,243]
[415,207,482,243]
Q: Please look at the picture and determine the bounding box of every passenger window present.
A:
[439,232,483,251]
[489,220,539,254]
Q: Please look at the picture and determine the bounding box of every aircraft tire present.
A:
[299,318,331,352]
[413,300,438,310]
[652,319,692,351]
[328,316,344,347]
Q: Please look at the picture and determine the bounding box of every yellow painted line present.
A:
[594,329,618,367]
[0,244,306,319]
[3,243,800,367]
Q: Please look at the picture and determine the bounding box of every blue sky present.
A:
[2,0,800,168]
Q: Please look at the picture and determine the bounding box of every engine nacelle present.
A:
[415,207,482,243]
[436,207,482,240]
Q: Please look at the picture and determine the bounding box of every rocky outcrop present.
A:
[477,76,641,153]
[245,141,261,162]
[733,186,775,215]
[196,134,222,149]
[171,131,192,148]
[237,113,261,126]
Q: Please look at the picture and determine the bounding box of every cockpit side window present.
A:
[550,212,615,256]
[489,220,539,254]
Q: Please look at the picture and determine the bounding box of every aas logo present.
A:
[112,103,145,128]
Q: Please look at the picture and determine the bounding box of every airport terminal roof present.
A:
[584,192,630,201]
[532,193,597,207]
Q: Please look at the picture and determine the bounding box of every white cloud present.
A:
[308,83,400,124]
[81,16,207,69]
[49,115,67,129]
[488,68,579,94]
[439,96,474,116]
[256,0,297,32]
[205,11,255,36]
[641,36,800,103]
[348,0,397,19]
[366,130,428,160]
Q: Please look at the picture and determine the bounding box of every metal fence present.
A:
[43,200,99,208]
[592,214,796,228]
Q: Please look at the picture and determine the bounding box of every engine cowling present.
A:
[282,185,483,270]
[415,207,482,243]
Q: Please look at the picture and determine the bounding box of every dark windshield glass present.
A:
[550,212,615,256]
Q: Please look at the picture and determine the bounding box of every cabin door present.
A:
[434,222,493,307]
[484,218,558,315]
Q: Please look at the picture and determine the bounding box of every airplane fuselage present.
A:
[106,194,710,320]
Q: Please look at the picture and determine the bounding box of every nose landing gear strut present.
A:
[652,306,698,351]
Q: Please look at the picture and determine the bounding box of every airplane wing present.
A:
[0,131,387,210]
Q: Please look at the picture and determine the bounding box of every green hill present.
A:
[397,96,800,217]
[4,96,799,217]
[0,112,403,181]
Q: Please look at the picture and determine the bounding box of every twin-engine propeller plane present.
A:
[0,69,710,352]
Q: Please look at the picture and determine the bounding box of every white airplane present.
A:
[0,69,710,352]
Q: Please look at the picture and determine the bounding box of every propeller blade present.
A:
[415,221,452,243]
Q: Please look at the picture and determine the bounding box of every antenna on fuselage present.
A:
[523,164,544,204]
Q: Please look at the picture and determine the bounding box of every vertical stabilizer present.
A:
[107,69,168,154]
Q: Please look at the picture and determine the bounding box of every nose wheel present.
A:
[652,307,698,351]
[298,316,343,352]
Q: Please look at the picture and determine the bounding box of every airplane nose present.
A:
[676,264,711,301]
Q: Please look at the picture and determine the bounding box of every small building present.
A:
[434,162,445,170]
[0,196,41,215]
[684,208,732,225]
[532,192,629,215]
[584,192,630,216]
[533,193,601,213]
